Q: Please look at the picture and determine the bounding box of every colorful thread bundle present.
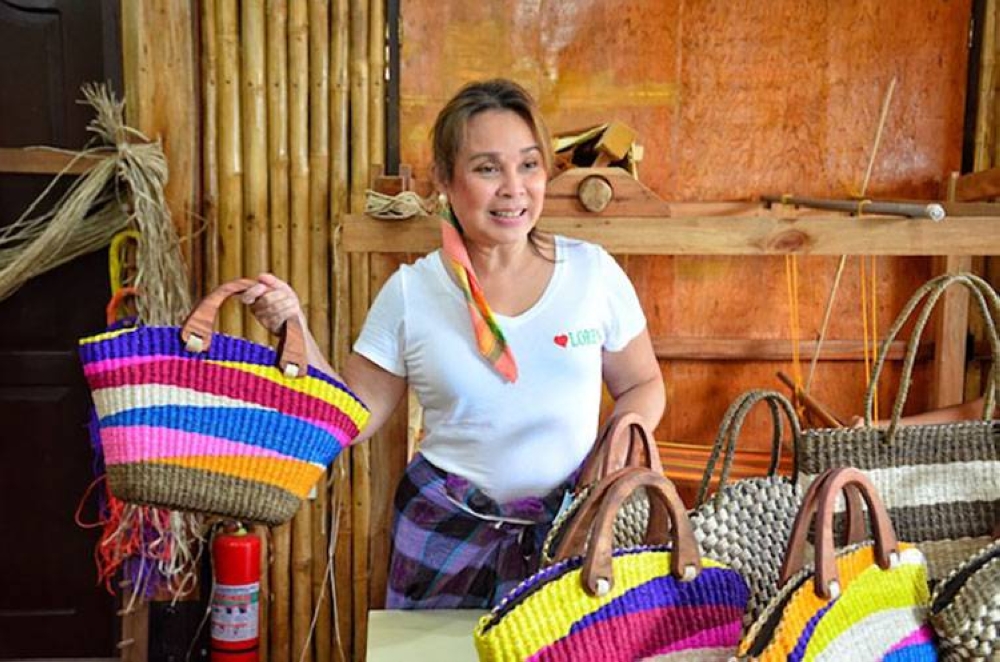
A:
[79,324,369,525]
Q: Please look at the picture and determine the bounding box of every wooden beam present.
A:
[930,260,974,409]
[953,166,1000,201]
[651,337,925,362]
[0,147,108,175]
[341,209,1000,256]
[120,0,199,270]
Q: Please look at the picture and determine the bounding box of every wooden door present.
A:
[0,0,122,656]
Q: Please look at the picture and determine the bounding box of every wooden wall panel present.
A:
[397,1,971,473]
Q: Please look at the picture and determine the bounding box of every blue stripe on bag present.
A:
[101,405,338,462]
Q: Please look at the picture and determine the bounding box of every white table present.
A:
[366,609,485,661]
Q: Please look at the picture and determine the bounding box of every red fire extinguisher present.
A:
[211,526,261,662]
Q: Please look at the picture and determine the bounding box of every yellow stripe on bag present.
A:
[801,548,929,661]
[748,545,928,661]
[475,552,728,656]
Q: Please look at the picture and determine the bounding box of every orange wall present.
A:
[398,0,971,454]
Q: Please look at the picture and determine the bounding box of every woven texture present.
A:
[476,468,749,662]
[540,483,649,567]
[692,476,803,628]
[690,390,804,629]
[738,543,937,661]
[930,538,1000,661]
[798,273,1000,584]
[78,325,369,525]
[475,548,747,662]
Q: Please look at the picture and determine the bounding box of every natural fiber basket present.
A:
[78,278,369,525]
[930,536,1000,661]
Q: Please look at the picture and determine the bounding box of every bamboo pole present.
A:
[311,475,333,662]
[201,0,220,293]
[328,4,352,658]
[368,0,385,171]
[979,0,997,170]
[292,499,314,661]
[254,524,272,662]
[242,0,270,343]
[270,522,292,662]
[264,4,292,659]
[761,194,946,221]
[216,0,243,336]
[268,0,291,283]
[309,0,332,356]
[349,0,372,655]
[289,0,311,315]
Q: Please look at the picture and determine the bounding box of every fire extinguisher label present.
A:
[211,582,260,642]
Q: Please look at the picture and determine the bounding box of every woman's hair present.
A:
[431,78,554,185]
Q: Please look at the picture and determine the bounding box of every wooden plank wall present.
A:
[396,0,973,483]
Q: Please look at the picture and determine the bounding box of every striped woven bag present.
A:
[78,278,369,525]
[798,273,1000,584]
[475,467,750,662]
[929,532,1000,661]
[738,467,938,661]
[539,412,660,566]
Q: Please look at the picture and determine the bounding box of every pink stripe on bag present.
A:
[101,426,289,464]
[87,357,362,438]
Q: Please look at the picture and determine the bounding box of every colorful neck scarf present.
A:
[440,208,518,383]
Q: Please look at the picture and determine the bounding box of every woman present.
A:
[244,78,665,608]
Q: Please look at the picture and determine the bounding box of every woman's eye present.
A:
[522,160,540,171]
[475,164,498,174]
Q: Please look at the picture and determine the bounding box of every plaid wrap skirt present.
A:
[386,453,572,609]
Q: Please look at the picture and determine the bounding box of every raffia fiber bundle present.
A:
[0,83,190,324]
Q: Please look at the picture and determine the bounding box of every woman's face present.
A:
[440,109,547,248]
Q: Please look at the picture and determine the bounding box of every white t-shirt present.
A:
[353,235,647,503]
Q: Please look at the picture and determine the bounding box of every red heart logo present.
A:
[554,334,568,347]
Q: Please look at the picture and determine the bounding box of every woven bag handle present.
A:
[695,389,801,506]
[180,277,308,378]
[864,273,1000,442]
[106,286,138,325]
[577,412,661,488]
[552,467,700,596]
[780,468,898,599]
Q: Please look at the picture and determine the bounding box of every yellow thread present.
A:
[785,256,804,414]
[860,260,872,404]
[781,193,793,205]
[108,229,141,294]
[855,199,872,216]
[870,256,879,423]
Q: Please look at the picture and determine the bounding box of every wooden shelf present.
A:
[341,203,1000,256]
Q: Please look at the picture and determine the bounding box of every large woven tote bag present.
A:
[798,272,1000,583]
[78,278,370,525]
[475,467,750,662]
[539,412,661,566]
[689,389,805,628]
[929,530,1000,661]
[738,467,937,661]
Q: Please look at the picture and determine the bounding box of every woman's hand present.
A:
[242,273,305,335]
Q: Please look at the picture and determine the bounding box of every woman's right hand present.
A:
[242,273,305,335]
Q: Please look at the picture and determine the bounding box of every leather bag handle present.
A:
[696,389,801,506]
[180,278,307,378]
[778,470,868,586]
[864,273,1000,440]
[577,412,661,488]
[780,468,899,599]
[552,467,700,597]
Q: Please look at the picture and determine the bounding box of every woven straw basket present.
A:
[78,278,369,525]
